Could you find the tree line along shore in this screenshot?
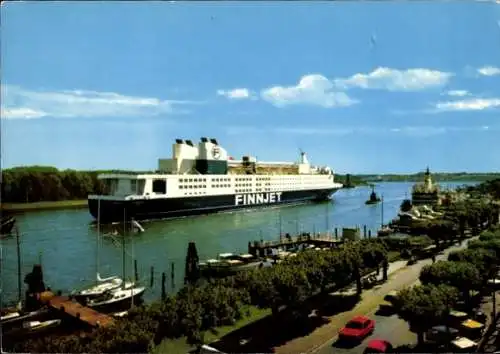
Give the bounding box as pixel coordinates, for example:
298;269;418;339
5;179;500;353
1;166;499;212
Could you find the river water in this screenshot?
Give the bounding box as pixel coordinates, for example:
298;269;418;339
0;182;470;304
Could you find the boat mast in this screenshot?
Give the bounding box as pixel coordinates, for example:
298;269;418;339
279;210;283;237
16;225;22;303
325;202;330;236
96;199;100;285
130;218;134;309
122;207;126;290
381;194;384;228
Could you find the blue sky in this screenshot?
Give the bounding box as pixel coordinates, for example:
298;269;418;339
1;1;500;174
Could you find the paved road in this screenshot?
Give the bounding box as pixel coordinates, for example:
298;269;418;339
316;308;416;354
306;239;476;354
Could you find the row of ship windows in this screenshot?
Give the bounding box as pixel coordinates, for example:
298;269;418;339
180;185;305;195
183;191;207;196
179;184;236;189
179;185;206;189
236;188;271;192
179;178;206;183
178;178;232;183
177;177;327;184
178;182;329;190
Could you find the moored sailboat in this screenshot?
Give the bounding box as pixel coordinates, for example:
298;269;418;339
86;208;145;313
72;200;130;302
86;286;145;313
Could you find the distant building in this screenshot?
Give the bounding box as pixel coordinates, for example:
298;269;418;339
411;167;440;207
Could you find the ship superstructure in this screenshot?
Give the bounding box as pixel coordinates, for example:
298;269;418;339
88;137;343;222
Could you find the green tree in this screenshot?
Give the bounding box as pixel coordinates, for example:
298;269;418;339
419;261;481;309
395;284;459;345
448;248;497;282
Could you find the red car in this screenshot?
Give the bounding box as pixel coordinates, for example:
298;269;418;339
364;339;393;353
339;315;375;341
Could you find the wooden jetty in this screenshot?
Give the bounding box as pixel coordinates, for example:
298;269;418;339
38;291;114;328
248;232;344;256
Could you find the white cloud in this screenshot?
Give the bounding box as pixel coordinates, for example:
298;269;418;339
446;90;469;97
217;88;254;100
334;67;453;91
260;74;357;108
435;98;500;112
477;66;500;76
1;107;47;119
226;125;498;137
275;127;356;136
0;85;195;119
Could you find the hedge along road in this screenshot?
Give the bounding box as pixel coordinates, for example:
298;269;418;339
272;238;477;354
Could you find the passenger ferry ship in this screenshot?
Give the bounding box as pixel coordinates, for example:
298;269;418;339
88;137;343;222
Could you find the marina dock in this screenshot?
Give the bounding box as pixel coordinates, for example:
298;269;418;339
248;232;345;256
40;292;114;328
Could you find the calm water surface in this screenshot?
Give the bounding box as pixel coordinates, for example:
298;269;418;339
0;182;472;303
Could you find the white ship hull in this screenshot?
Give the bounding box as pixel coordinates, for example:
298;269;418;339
90;187;339;222
88;137;343;222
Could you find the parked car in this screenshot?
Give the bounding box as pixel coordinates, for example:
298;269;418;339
450;337;478;353
339;315;375;341
363;339;393;353
425;325;459;345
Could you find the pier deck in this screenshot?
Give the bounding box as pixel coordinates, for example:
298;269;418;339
41;292;114;328
248;232;344;254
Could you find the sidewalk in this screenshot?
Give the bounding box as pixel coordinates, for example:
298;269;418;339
274;239;476;354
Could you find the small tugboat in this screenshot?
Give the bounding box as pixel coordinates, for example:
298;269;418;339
365;185;381;205
0;215;16;235
199;253;268;277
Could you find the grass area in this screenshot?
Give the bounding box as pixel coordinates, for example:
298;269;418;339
152;305;272;354
1;200;88;212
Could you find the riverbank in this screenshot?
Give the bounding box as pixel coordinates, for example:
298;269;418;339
1;200;88;212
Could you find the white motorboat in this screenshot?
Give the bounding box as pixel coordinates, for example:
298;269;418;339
1;311;21;321
199;253;271;277
6;319;62;338
111;310;129;318
22;319;61;332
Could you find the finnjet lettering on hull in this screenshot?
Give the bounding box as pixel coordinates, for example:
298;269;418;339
235;192;283;206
